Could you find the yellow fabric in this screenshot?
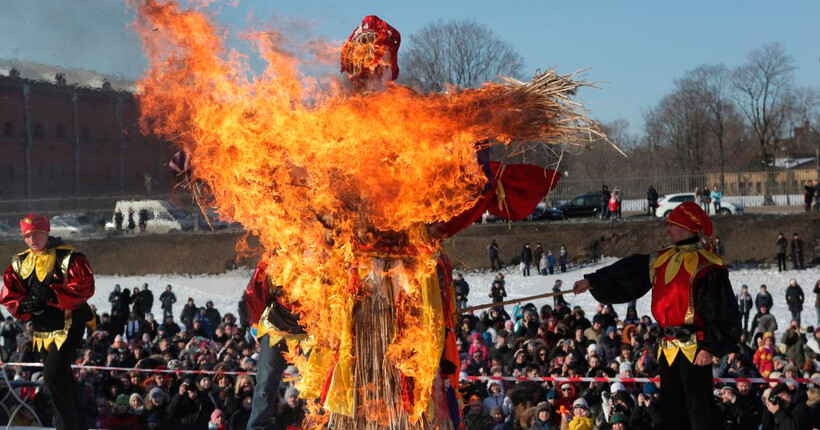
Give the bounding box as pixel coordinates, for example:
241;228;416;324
568;416;594;430
33;310;73;352
495;165;508;215
13;245;74;282
658;333;699;365
296;346;336;399
653;244;705;286
321;293;355;416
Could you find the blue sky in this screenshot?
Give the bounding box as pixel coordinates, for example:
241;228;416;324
1;0;817;133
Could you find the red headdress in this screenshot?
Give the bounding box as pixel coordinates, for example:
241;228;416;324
20;213;50;236
666;201;713;239
340;15;401;82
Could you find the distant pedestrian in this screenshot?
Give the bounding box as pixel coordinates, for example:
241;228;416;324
547;251;556;275
737;285;753;333
114;209;124;232
601;184;611;220
755;285;773;314
159;285;177;321
533;243;544;272
454;274;469;311
646;185;659;216
520;243;533;276
701;185;711;215
138;209;149;233
713;237;725;258
539;253;549;275
137;283;154;318
776;233;788;272
127;207;136;233
791;233;805;270
489;280;507;307
559;245;568;273
488;239;502;270
805;180;817;213
710;183;723;214
786;279;805;325
608;188;622;221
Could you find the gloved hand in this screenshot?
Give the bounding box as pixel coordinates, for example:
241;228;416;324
20;297;45;314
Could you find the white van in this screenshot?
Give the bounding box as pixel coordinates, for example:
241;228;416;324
105;200;194;234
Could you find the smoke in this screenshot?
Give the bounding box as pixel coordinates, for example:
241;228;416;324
0;0;145;79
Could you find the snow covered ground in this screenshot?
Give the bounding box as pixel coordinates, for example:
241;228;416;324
91;259;819;331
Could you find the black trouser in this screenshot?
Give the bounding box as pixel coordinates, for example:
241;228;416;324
742;310;750;332
658;350;717;430
42;319;87;430
777;254;787;272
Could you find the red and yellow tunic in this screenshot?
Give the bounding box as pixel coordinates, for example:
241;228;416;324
650;242;724;364
1;243;95;351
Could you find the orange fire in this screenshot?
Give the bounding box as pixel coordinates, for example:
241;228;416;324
132;0;601;425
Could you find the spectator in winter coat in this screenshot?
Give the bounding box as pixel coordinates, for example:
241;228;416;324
791;233;805;270
776;233;788;272
710;184;723;213
490;280;507;306
181;298;198;329
737;285;754;332
755;285;774;314
713;236;725;258
168;378;213;430
765;383;812;429
753;332;776;377
785;279;805;325
107;394;140;430
488;239;502;270
454;273;470;310
529;403;553;430
630;383;661;430
539;254;550;276
601;185;611;220
137;283;154;318
484;380;507;416
204;301;221;331
521;243;534;276
645;185;659;216
159;285;177;321
608;190;621;221
600;327;621;364
209;409;227;430
781;321;807;369
547;251;557;275
228;395;252;430
563;397;593;430
559;246;568;273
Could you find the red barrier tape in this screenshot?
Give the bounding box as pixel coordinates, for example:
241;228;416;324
3;362;817;386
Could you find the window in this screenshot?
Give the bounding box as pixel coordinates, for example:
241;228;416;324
669;195;686;203
571;197;585;206
3;121;12;137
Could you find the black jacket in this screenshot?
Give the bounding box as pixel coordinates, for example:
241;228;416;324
159;291;177;309
755;293;774;313
785;285;805;313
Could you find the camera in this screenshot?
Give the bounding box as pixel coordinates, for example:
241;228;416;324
768;395;779;405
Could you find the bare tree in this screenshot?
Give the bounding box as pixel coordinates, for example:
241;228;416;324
400;19;525;92
732;43;795;167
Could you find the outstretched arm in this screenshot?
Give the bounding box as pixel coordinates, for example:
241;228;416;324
573;254;652;304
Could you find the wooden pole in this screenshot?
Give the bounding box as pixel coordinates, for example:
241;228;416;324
460;289;574;314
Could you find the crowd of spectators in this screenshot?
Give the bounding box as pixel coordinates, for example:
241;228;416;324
456;274;820;430
0;284;304;430
1;273;820;430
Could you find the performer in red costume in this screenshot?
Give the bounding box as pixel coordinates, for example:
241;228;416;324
1;213;95;430
573;202;741;430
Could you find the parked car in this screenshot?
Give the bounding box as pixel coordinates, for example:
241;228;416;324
105;200;194;233
656;193;743;218
556;192;603;218
50;213;97;236
481;202;565;223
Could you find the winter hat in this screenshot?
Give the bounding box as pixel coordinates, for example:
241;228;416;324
643;383;659;395
619;361;633;373
149;387;164;400
147;414;160;424
606;326;616;335
783;364;799;375
587;343;598;353
116;393;130;407
130;393;143;404
610;381;625;393
572;397;589;410
210;409;224;421
610;412;627;423
546;390;558;400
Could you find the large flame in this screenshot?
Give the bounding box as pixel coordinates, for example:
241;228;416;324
132;0;602;424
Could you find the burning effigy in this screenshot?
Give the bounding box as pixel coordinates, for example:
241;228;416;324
132;1;604;429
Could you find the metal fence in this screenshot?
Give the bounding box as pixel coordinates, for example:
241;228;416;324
546;166;818;212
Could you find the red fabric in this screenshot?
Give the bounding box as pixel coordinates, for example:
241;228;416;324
242;260;273;327
437;162;562;238
341;15;401;81
51;254;95;311
667;201;713;237
106;413;140;430
20;213;49;236
651;253;725;328
1;265;28;320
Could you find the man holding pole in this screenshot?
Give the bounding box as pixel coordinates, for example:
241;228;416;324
572;201;741;430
